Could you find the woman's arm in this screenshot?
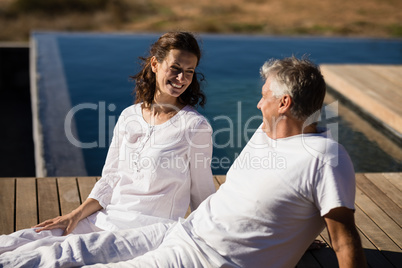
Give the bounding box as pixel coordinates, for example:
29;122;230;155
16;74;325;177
34;110;129;235
188;119;216;211
87;111;127;208
33;198;102;235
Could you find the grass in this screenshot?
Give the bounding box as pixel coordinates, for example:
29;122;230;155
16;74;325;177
388;24;402;37
0;0;401;41
8;0;108;13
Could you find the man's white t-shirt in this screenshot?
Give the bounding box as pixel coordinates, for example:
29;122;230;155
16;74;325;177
183;126;356;268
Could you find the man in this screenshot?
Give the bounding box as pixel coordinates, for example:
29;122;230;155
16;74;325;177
0;56;366;268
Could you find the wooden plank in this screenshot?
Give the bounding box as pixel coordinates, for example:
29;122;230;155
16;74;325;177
57;177;81;216
317;206;393;268
324;92;402;163
353;65;402;102
382;173;402;191
321;65;402;134
365;173;402;208
366;65;402;89
212;176;220;191
0;178;15;235
77;177;97;204
305;230;338;267
363;249;396;268
184;206;192;218
355;186;402;248
355;203;400;252
296;251;322;267
322;66;380;101
355;205;399;267
358;230;394;268
316;234;328;245
1;172;401;268
310;248;339;268
325;65;402;109
319;229;331;246
214;175;226;185
15;178;37;230
314;174;402;268
356;174;402;227
37;177;60;223
380;251;402;268
322;209;394;268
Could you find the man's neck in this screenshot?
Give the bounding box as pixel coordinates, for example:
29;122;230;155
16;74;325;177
264;117;317;140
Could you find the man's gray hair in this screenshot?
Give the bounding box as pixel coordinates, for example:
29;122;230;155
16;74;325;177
260;56;326;122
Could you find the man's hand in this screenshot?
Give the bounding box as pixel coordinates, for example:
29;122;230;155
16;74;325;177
324;207;367;268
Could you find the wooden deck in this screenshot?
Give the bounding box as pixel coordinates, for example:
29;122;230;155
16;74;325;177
320;64;402;138
0;173;401;267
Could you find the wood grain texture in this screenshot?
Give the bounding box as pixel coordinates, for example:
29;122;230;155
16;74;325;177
15;178;37;230
0;178;15;235
2;173;401;267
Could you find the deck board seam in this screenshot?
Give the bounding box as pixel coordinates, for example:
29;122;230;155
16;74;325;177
75;177;83;204
55;177;62;217
356;185;402;229
13;178;16;234
354;202;402;251
356;175;402;228
35;178;39;225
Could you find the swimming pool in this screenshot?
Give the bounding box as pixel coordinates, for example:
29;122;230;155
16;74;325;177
31;32;402;176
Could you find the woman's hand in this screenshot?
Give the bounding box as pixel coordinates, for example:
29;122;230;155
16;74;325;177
33;210;81;236
32;198;102;236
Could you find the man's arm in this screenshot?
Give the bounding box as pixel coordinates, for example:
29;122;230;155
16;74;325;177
324;207;367;268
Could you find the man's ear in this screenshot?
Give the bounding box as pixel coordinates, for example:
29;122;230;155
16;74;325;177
150;56;158;73
278;95;292;113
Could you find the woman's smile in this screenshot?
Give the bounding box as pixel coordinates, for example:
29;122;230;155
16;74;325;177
152;49;198;102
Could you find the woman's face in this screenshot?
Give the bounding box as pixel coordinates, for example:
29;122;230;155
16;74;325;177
151;49;198;101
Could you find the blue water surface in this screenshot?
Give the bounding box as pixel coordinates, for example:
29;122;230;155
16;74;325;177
53;33;402;175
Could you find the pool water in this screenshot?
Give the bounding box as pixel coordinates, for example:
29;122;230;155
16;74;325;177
33;32;402;176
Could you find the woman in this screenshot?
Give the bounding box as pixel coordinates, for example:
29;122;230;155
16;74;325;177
0;31;215;254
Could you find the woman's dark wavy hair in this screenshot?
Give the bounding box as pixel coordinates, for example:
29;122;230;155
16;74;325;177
131;31;206;108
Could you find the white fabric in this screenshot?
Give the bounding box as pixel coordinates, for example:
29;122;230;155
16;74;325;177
0;222;173;268
0;222;211;268
0;126;356;268
88;103;215;231
182;125;356;268
0;103;215;257
84;223;212;268
0;218;102;255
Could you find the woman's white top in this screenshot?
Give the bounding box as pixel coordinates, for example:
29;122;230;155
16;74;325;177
87;103;215;231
